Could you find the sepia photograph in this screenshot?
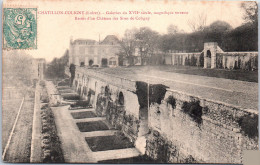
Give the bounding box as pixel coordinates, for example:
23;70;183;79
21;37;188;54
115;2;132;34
1;0;259;164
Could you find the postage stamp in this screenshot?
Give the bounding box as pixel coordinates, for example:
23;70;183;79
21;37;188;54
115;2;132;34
3;8;37;49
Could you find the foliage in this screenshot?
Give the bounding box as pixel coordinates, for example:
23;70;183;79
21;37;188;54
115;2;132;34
45;50;69;79
167;24;179;34
158;19;257;52
241;1;258;25
117;28;138;65
135;27;160;64
118;5;258;65
166;95;176;109
222;23;257;51
238;114;258;138
118;27;159;65
181;100;203;126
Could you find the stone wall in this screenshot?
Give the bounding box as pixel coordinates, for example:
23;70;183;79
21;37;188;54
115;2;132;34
146;89;258;164
166;42;258;70
217;52;258;70
69;67;258;163
170;53;203;67
72;67;141;143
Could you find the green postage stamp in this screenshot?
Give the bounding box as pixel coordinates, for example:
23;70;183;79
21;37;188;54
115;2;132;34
3;8;37;49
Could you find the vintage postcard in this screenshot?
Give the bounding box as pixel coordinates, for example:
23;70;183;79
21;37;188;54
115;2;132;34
1;0;259;164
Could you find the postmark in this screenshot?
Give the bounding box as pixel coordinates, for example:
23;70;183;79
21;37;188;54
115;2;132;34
3;8;37;49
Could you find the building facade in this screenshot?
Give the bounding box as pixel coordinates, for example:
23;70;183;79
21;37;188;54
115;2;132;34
69;35;121;67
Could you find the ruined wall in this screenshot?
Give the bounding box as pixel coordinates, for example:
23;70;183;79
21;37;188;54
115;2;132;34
146;89;258;164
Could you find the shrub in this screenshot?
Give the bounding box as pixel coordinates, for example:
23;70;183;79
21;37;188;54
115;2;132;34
181;100;203;125
238;114;258;138
166;95;176;109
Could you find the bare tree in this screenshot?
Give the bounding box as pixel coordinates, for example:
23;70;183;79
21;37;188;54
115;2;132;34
188;12;207;32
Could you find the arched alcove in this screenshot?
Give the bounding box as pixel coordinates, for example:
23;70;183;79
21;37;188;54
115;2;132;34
207;50;211;58
89;60;93;66
118;92;124;106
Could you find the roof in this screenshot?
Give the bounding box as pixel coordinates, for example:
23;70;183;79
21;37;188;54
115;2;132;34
101;35;120;45
72;39;98;45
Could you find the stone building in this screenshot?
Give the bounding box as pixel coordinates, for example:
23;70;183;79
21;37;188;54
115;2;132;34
69;35;121;67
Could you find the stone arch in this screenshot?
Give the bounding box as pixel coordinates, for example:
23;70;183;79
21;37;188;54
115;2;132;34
204;49;212;68
80;62;85;67
203;42;219;69
89;59;93;66
207;50;211;58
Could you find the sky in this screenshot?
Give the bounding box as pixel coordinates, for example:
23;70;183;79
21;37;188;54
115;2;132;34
3;0;246;62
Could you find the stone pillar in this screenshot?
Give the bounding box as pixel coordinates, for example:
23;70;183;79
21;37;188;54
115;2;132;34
75;56;80;66
211;45;217;69
85;57;89;66
222;55;226;68
203;51;207;68
172;54;175;65
94;57;98;65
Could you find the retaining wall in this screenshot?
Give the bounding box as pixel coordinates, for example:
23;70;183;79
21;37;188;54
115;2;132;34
146;89;258;164
68;66;258;163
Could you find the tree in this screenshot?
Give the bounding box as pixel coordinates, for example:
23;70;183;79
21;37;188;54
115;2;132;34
118;28;138;65
241;1;258;25
188;12;207;32
167;24;179;34
135;27;159;64
223;23;258;51
203;21;232;48
45;49;69;79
